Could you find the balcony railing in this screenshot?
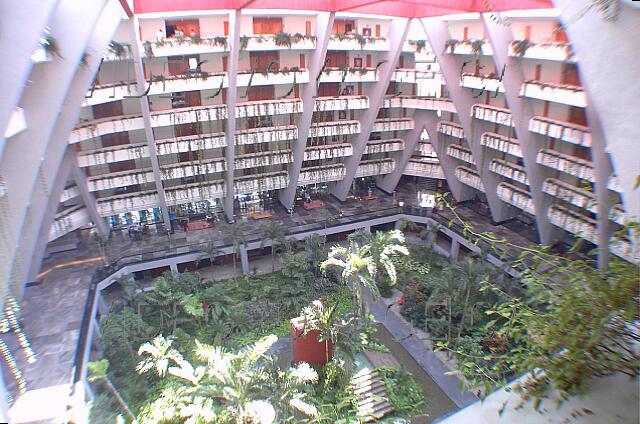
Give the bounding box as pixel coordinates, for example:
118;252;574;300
490;159;530;185
299;164;346;184
328;34;389;51
471;104;513;127
236;98;303;118
242;34;316;51
97;190;159;216
609;204;628;226
318;67;378;83
447;144;476;165
234;171;289;194
536;149;595;182
156;133;227;156
528;116;591;147
237;69;310;87
520;80;586;107
234;151;293;169
417;142;438;157
160;159;226;181
315;96;369;111
509;40;574;62
608;175;622;193
438;121;465;139
448;39;493;55
547;204;597;244
542;178;595;209
610;239;639;264
165;180;225;206
391;69;435;83
304;144;353;161
143;36;229;57
383;96;457;113
461;73;504;93
355;159;395;177
235;125;298;145
309;120;360;138
455;166;485;192
481;132;523;157
404;160;445;178
364;139;404;154
372;118;414;132
497;182;535;214
88;168;155;192
60;186;80;203
49;206;89;241
77;143;149;167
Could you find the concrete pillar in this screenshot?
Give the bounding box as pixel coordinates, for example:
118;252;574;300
97;293;109;317
240;246;249;274
279;12;335;210
332;18;411;200
72;164;110;239
130;18;172;232
451;238;460;260
169;263;179;274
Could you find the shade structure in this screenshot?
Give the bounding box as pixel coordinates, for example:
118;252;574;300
134;0;554;17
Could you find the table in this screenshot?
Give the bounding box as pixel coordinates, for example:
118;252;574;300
302;200;325;211
361;195;378;201
251;211;273;220
187;220;210;231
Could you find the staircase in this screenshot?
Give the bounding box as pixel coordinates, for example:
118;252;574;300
351;369;394;422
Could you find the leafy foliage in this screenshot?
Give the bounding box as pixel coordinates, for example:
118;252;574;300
378;367;425;418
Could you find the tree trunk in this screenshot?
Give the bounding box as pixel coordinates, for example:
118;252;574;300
106;379;138;423
172;302;177;333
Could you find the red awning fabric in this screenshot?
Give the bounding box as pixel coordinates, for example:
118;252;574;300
133;0;553;18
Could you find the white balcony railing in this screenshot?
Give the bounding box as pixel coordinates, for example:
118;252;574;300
299;164;346;184
449;39;493;55
236;98;303;118
318;68;378;83
417;142;438;157
315;96;369;111
160;159;226;181
60;186;80;203
234;151;293;169
383;96;457;113
234;171;289;194
608;204;629;226
143;37;229;57
461;73;504;93
235;125;298;145
471;104;513;127
497;182;535;214
508;41;574;62
157;133;227;156
391;69;435;83
97;190;159;216
608;175;622;193
404;160;445;179
372;118;414;132
528;116;591;147
481;132;523;157
490;159;530;185
328;35;389;51
455;166;485;192
304;144;353;161
446;144;476;165
309;120;360;138
536;149;595;182
438;121;465;139
610;239;639;264
49;206;90;241
542;178;595;210
355;159;395;177
237;69;310;87
364;139;404;154
520;81;586;107
165;180;226;206
547;204;598;244
88;169;155;192
242;34;316;51
78;143;149;167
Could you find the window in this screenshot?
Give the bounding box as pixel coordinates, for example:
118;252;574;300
353;57;363;68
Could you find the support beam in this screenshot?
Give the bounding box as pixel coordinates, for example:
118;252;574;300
131;17;172;232
279;12;335;210
332;18;411;200
421;18;514;224
72;164;110;239
223;11;242;222
240;246;249;275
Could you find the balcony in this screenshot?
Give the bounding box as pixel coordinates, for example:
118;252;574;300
309;120;360;138
236;98;303;118
88;168;155;192
49;206;89;242
490;159;529;185
404;160;445;179
300;164;346;184
142;36;229;57
234;151;293;169
157;133;226;156
446;144;476;165
237;68;310;87
610;239;639;264
448;39;493;56
318;68;377;83
497;182;535;214
542;178;595;209
438;121;465;139
97;190;159;216
355;159;395;177
364;139;404;154
165;180;225;206
60;186;80;203
234;171;289;194
455;166;485;192
391;69;435;84
383;96;456;113
520;81;586;107
78;143;149;167
481;133;523;157
417;142;438;157
471;104;513;127
315;96;369;111
509;40;574;62
461;73;504;94
304;144;353;161
547;205;597;244
372;118;414;132
160;159;226;181
528;116;591;147
242;34;316;51
328;34;389;51
235;125;298;146
608;175;622;193
536;149;595;182
609;204;629;226
82;73;228;107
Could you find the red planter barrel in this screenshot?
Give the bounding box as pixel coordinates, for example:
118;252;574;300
290;317;333;366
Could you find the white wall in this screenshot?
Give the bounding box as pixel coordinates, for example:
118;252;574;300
448;20;484;39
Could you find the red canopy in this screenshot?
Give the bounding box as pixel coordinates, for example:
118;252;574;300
134;0;553;18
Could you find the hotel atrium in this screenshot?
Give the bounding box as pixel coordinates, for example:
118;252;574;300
0;0;638;422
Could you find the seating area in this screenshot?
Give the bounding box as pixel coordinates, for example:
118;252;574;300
302;199;325;211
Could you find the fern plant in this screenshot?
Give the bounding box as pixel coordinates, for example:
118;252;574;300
274;31;292;48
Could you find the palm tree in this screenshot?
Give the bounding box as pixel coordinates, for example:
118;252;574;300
223;223;247;276
365;230;410;296
260;221;287;271
88;359;138;423
320;208;336;232
304;234;326;275
198;241;220;277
